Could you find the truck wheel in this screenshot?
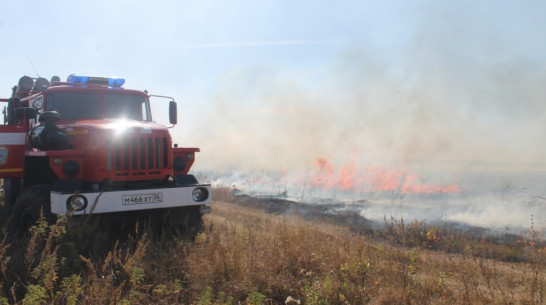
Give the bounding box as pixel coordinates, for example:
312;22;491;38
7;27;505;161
3;178;21;212
171;205;203;239
13;184;55;234
185;208;204;238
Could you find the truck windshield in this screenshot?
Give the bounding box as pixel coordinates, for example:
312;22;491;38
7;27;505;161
104;94;151;121
46;93;101;119
45;92;151;121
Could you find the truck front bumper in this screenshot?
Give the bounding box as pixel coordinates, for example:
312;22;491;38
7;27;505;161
50;184;212;215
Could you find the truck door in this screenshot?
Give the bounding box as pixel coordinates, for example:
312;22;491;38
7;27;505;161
0;125;27;178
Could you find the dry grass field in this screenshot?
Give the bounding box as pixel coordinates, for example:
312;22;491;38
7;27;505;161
0;188;543;304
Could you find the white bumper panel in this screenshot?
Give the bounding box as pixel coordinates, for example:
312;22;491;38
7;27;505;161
50;185;211;215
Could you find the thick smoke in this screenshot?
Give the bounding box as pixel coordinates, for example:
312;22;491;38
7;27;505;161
188;49;546;173
179;3;546;232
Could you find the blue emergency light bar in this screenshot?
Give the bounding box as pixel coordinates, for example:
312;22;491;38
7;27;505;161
68;75;125;87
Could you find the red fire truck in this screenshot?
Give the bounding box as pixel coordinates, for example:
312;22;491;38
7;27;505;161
0;75;211;233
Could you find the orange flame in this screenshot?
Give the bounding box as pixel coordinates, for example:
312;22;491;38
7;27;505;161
310;157;458;194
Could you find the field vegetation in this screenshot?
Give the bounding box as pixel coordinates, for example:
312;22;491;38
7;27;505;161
0;187;543;304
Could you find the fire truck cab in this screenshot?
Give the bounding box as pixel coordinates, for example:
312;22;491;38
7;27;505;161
0;75;211;233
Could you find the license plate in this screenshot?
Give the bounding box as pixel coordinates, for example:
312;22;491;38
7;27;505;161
122;193;163;205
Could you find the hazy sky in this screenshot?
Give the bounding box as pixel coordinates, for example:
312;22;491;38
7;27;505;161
1;0;546;172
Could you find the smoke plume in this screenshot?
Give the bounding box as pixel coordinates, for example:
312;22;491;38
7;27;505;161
178;3;546;232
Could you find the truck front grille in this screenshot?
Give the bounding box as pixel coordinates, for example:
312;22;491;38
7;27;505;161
106;136;169;175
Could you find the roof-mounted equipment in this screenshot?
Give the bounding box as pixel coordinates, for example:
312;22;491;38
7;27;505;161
67;75;125;87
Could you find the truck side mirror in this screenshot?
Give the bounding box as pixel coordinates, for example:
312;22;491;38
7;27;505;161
169;101;177;125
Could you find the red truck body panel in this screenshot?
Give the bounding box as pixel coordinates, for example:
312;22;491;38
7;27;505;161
0;125;26;178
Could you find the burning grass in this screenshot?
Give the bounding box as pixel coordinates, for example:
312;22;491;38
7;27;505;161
309;157;459;194
0;187;542;304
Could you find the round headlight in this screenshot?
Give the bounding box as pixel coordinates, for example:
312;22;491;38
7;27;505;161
67;195;88;211
192;187;209;202
186;153;194;160
33;97;43;109
62;160;80;177
173;156;186;172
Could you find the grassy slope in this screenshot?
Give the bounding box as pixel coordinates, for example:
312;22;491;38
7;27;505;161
191;199;544;305
0;188;543;304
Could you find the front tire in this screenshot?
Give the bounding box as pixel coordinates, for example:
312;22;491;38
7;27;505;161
183;206;204;237
3;178;21;212
13;184;55;233
168;205;204;239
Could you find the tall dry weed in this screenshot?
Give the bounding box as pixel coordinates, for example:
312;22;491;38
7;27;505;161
0;189;542;304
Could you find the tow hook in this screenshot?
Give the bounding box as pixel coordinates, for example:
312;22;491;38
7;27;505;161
200;205;211;214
